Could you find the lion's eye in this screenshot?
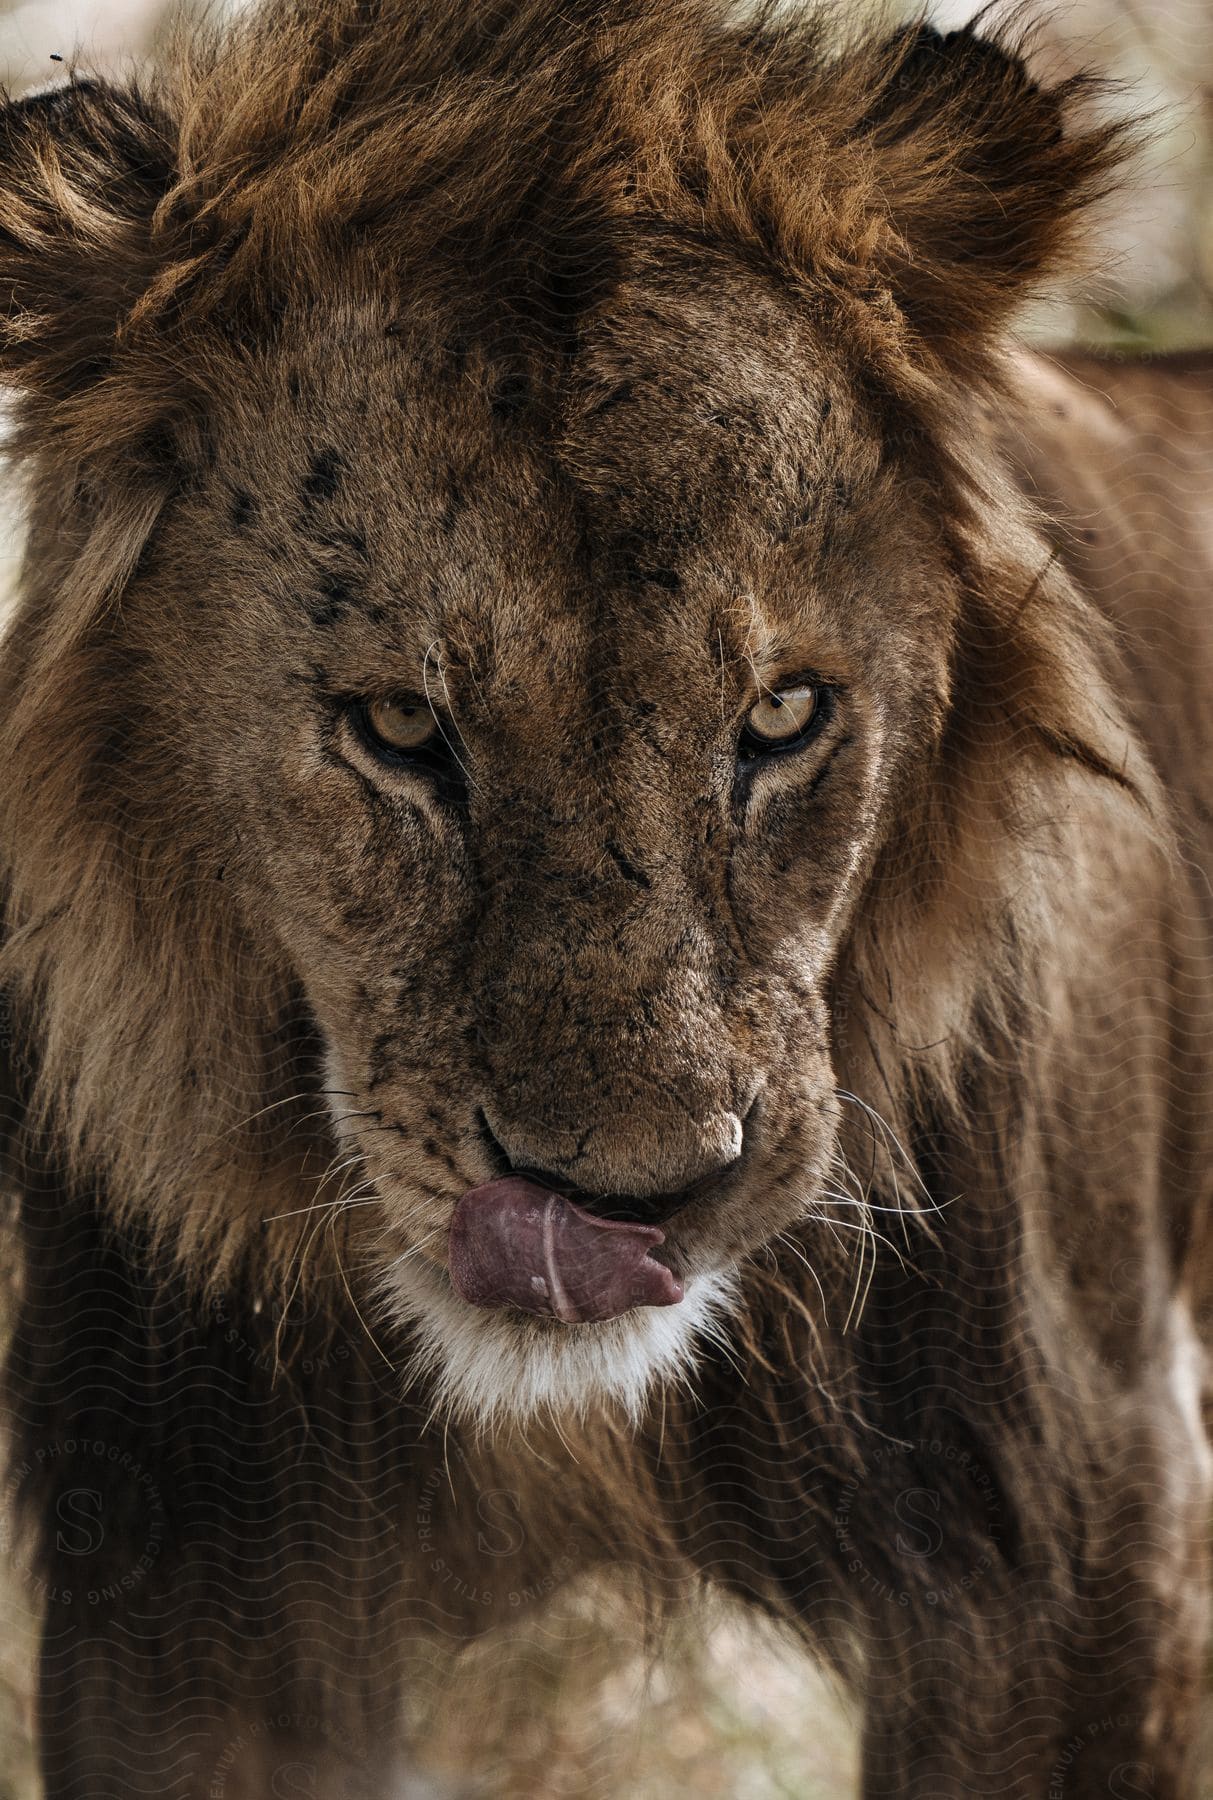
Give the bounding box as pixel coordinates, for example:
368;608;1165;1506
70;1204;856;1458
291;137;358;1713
358;696;441;757
740;684;823;755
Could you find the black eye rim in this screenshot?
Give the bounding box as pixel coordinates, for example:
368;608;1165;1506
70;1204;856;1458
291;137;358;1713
737;682;835;760
345;696;452;771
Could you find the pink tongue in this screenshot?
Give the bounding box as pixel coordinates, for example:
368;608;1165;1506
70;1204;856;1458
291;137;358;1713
448;1177;684;1324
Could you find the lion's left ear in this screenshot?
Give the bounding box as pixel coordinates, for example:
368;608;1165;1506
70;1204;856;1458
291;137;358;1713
0;77;176;406
860;24;1129;352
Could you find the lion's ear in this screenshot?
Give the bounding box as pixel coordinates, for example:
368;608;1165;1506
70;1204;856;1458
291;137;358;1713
861;24;1128;352
0;78;176;404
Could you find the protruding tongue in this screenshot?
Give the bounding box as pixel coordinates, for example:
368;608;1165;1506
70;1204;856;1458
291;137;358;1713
449;1177;684;1324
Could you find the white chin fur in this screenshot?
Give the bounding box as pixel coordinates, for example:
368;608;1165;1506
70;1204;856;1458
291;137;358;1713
378;1257;740;1430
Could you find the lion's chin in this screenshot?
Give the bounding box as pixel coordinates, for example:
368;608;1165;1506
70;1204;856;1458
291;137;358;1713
377;1257;739;1430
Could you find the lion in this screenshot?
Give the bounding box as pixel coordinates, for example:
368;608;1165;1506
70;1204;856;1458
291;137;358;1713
0;1;1210;1795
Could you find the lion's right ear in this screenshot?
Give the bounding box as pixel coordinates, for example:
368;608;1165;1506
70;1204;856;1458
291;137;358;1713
852;23;1131;357
0;78;176;405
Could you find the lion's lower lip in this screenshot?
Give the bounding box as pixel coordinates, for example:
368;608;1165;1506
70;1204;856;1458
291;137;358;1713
448;1177;685;1323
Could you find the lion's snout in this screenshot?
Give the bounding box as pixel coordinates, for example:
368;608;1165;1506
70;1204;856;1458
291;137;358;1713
472;935;762;1214
477;1100;747;1223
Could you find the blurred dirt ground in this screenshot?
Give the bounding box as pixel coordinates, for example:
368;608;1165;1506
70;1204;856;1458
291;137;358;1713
0;1554;860;1798
2;1549;1211;1797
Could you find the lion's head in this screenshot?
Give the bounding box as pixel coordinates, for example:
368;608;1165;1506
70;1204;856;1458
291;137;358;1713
0;1;1145;1424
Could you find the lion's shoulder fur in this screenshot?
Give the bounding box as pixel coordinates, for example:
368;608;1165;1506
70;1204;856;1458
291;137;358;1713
1008;349;1213;838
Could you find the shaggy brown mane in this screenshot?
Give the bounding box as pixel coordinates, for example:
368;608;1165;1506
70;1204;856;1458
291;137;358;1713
0;0;1147;1268
1;4;1209;1796
2;3;1131;436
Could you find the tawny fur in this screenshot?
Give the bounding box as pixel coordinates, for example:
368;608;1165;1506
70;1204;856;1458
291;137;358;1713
0;3;1210;1797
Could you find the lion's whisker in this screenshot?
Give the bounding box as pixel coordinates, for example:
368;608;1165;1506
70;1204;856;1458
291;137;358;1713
422;637;478;791
326;1207;397;1370
264;1195;382;1222
834;1088;933;1202
771;1229;829;1317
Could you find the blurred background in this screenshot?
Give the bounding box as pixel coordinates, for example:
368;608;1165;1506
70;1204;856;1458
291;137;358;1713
0;1;1210;1795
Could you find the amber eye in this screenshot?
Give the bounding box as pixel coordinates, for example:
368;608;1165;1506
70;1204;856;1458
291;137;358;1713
740;684;823;754
356;696;441;757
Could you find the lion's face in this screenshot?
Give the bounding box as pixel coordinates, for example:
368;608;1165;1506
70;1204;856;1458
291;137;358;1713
119;261;962;1420
0;4;1131;1430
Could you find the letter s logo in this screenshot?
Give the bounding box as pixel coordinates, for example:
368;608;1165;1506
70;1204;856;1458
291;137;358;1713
476;1489;525;1559
894;1487;943;1559
1109;1763;1154;1799
56;1488;104;1557
271;1762;317;1797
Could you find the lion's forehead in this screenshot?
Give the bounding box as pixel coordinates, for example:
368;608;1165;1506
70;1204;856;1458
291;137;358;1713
556;268;860;536
200;280;892;707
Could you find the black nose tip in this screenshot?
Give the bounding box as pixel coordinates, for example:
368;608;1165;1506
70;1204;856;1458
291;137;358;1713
475;1111;744;1226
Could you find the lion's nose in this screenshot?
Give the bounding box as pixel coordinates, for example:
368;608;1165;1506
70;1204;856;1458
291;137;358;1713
477;1106;747;1225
